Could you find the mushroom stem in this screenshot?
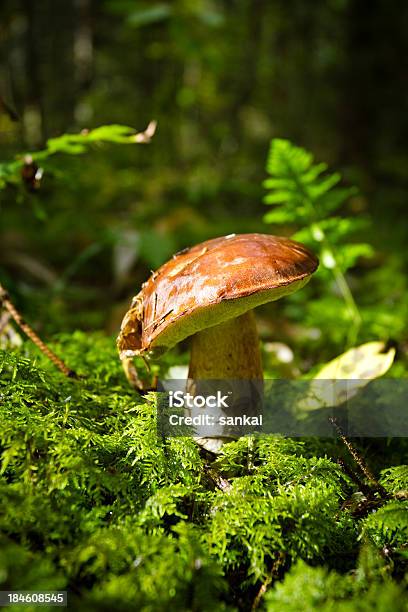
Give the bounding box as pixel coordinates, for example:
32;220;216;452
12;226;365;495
187;311;263;453
188;311;263;380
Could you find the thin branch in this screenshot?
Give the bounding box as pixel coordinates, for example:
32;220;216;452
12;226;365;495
0;284;76;378
329;417;386;495
336;458;372;496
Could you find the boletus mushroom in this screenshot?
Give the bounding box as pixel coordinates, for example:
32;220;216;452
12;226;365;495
117;233;318;451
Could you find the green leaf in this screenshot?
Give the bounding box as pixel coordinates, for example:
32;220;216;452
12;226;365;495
87;124;140;143
263;191;298;205
126;4;172;27
315;186;358;214
139;229;177;269
302;162;328;183
263;208;301;224
306;172;341;199
262;177;294;190
0;123;155;191
264;139;358;225
336;243;375;271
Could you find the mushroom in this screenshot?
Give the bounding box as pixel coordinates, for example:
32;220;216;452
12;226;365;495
117;233;318;451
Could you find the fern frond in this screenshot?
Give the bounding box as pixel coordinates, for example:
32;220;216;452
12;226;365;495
263;139;357;224
380;465;408;493
262;138;370;344
362;501;408;548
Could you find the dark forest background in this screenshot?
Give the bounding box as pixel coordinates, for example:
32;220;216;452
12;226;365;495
1;4;408;609
0;0;407;347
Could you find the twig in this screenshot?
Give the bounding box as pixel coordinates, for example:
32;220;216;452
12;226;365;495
329;417;386;495
0;284;76;378
336;458;372;496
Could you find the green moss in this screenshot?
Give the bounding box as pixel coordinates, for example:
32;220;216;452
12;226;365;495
265;545;408;611
0;333;407;610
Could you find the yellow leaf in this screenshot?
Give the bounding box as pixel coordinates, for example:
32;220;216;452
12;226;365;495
298;342;395;411
316;342;395;380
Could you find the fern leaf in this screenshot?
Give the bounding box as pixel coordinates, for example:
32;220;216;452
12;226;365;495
263;139;354;221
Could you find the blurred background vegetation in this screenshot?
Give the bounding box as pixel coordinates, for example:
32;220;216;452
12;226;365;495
0;0;407;369
0;4;407;608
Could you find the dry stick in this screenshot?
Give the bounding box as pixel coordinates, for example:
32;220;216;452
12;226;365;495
336;458;372;497
329;417;386;494
0;284;76;378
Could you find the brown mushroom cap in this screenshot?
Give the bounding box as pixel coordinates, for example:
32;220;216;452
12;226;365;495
118;233;318;359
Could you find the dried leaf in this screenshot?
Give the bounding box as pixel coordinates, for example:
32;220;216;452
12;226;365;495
316;342;395;380
298;342;395;411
